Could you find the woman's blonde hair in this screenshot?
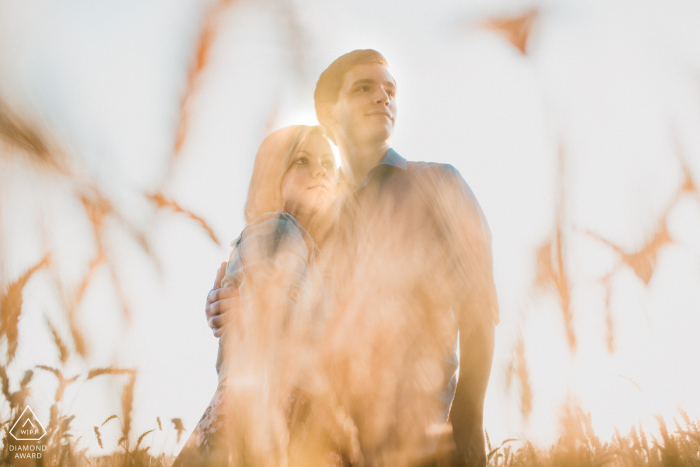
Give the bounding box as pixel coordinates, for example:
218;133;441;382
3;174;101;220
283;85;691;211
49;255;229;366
244;125;330;224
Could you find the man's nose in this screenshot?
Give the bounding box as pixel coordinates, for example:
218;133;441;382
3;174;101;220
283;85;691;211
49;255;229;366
373;89;391;106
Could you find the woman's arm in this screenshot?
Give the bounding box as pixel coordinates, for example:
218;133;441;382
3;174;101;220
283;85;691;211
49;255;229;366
220;212;313;376
219;213;315;465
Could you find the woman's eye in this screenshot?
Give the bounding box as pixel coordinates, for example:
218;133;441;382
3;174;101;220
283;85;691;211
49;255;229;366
323;160;334;169
296;157;308;165
356;86;370;92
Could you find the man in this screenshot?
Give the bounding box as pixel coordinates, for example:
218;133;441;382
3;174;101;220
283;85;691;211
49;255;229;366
206;50;499;467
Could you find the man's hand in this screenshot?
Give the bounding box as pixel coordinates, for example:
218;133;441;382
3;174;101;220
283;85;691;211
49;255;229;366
430;421;485;467
205;261;241;337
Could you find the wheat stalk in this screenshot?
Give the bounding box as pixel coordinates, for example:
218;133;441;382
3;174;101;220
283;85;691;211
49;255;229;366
0;100;69;173
121;372;137;452
0;254;51;363
481;8;538;55
87;367;136;380
145;192;221;246
46;315;70;365
171;418;185;444
135;429;155;450
101;414;119;427
93;426;103;449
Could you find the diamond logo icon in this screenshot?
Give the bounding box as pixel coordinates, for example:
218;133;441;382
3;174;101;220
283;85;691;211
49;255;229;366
10;406;46;441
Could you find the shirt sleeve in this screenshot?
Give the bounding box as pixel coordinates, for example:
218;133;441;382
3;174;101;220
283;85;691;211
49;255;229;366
216;213;314;379
423;164;499;326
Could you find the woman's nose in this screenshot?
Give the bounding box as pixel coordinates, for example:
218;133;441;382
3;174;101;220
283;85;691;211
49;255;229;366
311;162;327;178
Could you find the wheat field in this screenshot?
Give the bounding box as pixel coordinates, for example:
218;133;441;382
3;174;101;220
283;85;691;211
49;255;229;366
1;1;700;466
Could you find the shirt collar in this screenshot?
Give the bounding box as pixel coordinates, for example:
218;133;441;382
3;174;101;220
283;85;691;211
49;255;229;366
338;148;407;191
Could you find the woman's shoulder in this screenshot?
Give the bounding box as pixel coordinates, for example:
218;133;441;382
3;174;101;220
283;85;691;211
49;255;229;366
243;212;308;243
236;212;313;261
246;211;303;231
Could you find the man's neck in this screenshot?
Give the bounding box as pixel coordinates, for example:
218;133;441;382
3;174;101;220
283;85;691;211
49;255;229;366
338;139;389;187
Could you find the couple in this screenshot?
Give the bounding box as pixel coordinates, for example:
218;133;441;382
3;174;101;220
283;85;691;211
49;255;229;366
175;49;499;467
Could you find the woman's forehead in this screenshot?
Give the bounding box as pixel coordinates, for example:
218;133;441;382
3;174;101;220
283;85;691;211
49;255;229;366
299;134;334;157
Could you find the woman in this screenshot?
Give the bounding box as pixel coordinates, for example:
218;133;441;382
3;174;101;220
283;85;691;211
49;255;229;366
173;125;354;467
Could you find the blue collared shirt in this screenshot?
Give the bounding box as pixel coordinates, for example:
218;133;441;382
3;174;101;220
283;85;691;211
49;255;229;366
332;147;499;458
341;147;460;423
338;147;408;191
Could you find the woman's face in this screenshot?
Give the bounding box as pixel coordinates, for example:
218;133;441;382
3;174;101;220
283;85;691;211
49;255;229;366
281;133;337;220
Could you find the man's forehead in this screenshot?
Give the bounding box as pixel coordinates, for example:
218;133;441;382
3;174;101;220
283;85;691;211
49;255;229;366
341;63;396;89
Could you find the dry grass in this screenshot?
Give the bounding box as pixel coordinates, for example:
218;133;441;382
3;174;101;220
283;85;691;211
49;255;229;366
0;254;51;363
1;3;699;466
145;192;221;247
505;335;534;422
0;4;292;463
533;144;576;356
481;8;538;55
486;407;700;467
0;319;181;466
165;0;237;182
0;100;69;173
0;363;696;467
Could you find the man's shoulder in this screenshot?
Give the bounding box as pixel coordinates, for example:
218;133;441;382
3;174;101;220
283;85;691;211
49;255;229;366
406;160;461;176
406;160;447;170
404;160;468;188
399;159;483;211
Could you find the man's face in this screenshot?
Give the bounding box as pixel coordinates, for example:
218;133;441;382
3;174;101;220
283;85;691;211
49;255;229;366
329;62;397;147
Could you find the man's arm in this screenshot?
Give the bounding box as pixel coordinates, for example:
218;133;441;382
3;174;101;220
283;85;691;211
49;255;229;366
449;306;495;467
205;261;241;337
426;164;498;467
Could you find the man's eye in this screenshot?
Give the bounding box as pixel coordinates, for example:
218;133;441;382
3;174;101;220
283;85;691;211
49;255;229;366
356;86;370;92
387;90;395;97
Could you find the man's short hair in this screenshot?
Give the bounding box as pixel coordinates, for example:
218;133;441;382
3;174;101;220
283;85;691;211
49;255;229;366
314;49;389;111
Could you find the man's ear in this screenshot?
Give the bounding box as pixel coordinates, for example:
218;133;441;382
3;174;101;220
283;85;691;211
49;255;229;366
316;102;338;144
316;102;336;129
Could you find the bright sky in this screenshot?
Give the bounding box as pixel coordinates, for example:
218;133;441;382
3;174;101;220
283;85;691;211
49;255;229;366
1;0;699;457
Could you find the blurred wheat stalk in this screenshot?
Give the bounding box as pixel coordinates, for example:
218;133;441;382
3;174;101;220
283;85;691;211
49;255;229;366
0;5;221;464
485;404;700;466
0;0;308;463
0;1;697;465
483;9;700;429
0;101;198;465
